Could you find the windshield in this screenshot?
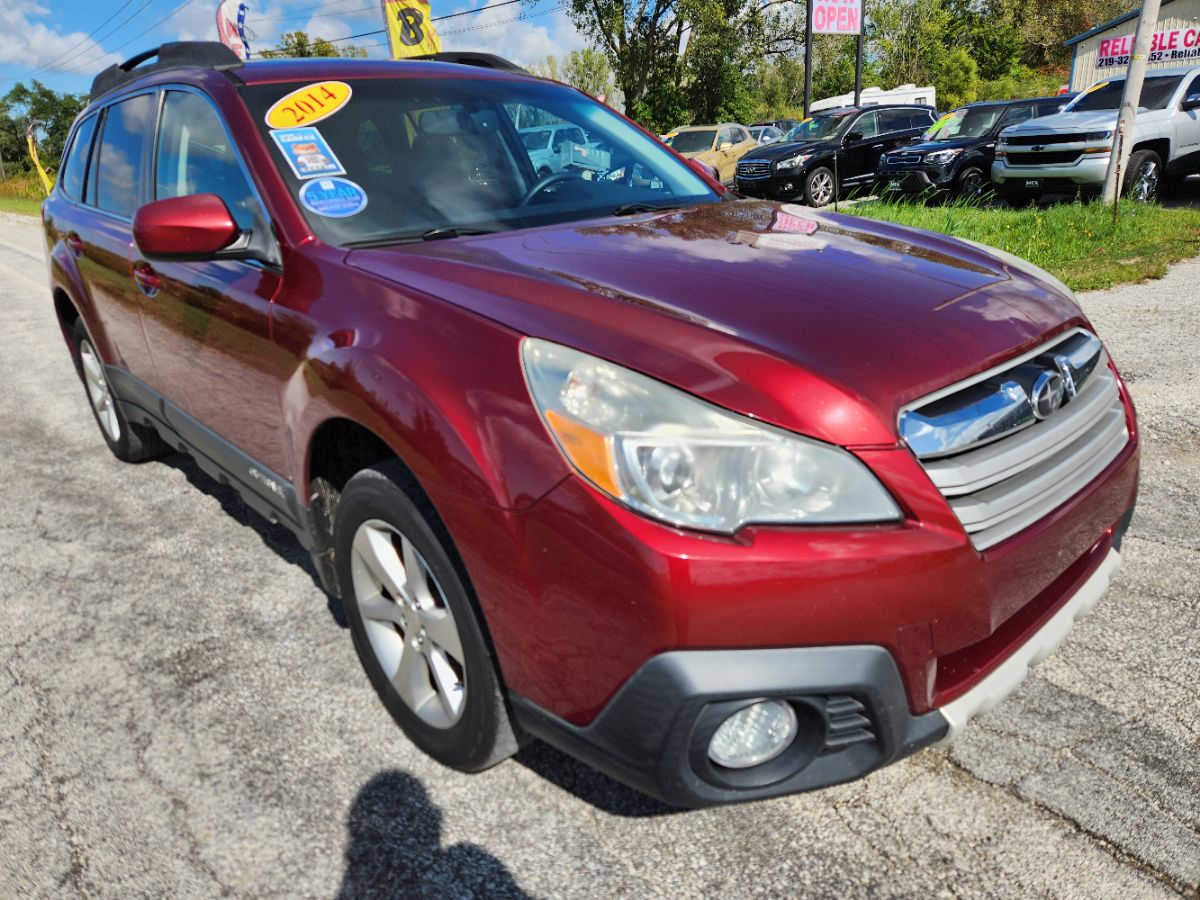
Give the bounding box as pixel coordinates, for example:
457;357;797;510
1065;76;1183;112
784;114;851;143
242;78;716;247
520;129;552;150
923;106;1002;141
666;130;716;153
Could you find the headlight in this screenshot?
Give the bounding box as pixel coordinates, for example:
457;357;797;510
924;148;963;165
776;153;813;171
521;339;902;533
1084;130;1113;141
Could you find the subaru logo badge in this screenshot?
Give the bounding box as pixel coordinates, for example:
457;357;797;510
1031;370;1066;419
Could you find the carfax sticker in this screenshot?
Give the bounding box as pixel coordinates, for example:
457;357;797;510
270;126;345;179
299;177;368;218
265;81;352;129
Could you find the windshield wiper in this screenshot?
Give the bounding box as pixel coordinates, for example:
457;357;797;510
344;226;504;249
611;202;684;216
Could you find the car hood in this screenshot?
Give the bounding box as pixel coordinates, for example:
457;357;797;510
740;138;836;161
1004;109;1117;135
346;200;1087;445
898;135;991;154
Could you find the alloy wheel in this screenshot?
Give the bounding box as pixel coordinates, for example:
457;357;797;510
79;339;121;442
810;171;834;206
349;519;467;729
1130;161;1159;202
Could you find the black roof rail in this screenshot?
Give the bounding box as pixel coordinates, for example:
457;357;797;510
410;52;528;73
91;42;243;100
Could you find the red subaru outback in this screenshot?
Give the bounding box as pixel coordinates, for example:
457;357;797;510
43;43;1138;807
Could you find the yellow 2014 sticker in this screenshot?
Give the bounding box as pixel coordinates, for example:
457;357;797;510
265;81;353;129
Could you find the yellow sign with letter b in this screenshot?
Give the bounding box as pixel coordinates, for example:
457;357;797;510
383;0;442;59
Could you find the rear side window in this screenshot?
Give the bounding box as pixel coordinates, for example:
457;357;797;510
59;114;98;202
94;93;154;218
999;105;1035;127
879;109;913;132
911;110;936;128
155;90;259;231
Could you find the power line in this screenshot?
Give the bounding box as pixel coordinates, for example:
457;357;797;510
59;0;202;76
26;0;140;77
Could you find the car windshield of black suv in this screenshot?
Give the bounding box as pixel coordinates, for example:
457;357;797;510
923;106;1002;141
1065;75;1183;112
241;77;717;247
783;113;852;143
666;129;717;152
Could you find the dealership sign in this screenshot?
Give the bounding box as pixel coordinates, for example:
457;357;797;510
1097;27;1200;68
812;0;861;35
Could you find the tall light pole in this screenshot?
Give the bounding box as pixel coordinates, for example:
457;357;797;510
803;0;813;116
1101;0;1162;204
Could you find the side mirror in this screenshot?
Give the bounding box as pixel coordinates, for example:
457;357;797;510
133;194;240;260
846;130;864;143
686;157;720;182
1182;92;1200;111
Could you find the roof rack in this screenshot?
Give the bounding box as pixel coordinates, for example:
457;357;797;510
410;52;528;73
91;42;243;100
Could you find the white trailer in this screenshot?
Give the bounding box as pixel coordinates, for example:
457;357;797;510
812;84;937;111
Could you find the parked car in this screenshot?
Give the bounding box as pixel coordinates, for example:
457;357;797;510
518;123;593;176
751;118;801;133
736;105;938;205
992;66;1200;205
877;96;1074;200
46;42;1138;808
664;123;758;182
748;125;785;146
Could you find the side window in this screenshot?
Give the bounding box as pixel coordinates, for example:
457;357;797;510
1185;73;1200;100
59;114;98;203
879;109;913;133
155;91;259;232
912;110;936;128
853;112;880;139
94;93;155;218
1000;105;1035;128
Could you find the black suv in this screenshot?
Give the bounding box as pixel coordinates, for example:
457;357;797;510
735;105;937;206
876;96;1073;200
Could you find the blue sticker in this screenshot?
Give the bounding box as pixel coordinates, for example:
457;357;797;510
299;177;368;218
271;126;346;179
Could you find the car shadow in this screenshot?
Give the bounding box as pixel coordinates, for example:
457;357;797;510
155;453;348;628
156;454;684;818
338;770;530;899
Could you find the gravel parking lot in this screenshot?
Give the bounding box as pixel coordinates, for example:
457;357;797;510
1;211;1196;898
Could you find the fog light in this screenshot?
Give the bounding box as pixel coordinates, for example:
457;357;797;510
707;700;798;769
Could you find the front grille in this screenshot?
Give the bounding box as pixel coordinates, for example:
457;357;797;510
884;152;924;167
1005;150;1082;166
822;696;875;752
1005;133;1088;146
900;329;1128;551
736;160;772;179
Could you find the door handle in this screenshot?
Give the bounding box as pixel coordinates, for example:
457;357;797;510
872;143;884;149
132;263;161;297
65;233;83;257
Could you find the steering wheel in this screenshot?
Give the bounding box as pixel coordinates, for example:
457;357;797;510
517;168;587;207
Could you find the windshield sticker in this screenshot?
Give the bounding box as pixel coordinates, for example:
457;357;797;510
299;177;368;218
265;81;353;129
271;127;345;179
927;112;955;134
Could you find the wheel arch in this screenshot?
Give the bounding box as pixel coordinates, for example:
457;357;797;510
1130;138;1169;165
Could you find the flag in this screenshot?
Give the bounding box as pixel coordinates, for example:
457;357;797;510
382;0;442;59
216;0;251;60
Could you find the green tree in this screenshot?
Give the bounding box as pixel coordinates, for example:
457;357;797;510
563;48;614;97
1;81;87;175
935;46;979;108
260;31;368;59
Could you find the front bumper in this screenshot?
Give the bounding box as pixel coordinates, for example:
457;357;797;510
876;167;953;195
512;542;1125;807
736;172;805;199
992;153;1110;187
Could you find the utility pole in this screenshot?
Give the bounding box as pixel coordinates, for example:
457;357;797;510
803;0;813;117
1101;0;1162;203
854;0;864;106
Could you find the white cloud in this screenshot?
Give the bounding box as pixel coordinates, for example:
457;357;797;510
438;0;587;68
0;0;120;71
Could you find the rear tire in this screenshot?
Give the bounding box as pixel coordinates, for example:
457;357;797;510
335;461;521;772
1122;149;1161;203
70;319;170;463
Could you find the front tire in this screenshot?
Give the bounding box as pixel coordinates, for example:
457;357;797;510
335;461;520;772
955;165;989;202
1122;149;1161;203
70;319;169;463
803;166;836;207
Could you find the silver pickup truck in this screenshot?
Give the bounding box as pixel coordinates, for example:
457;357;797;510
992;66;1200;204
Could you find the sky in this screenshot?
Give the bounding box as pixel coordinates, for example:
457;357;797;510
0;0;588;95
